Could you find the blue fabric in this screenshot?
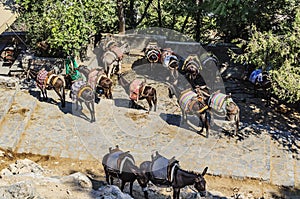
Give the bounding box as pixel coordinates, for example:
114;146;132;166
249;69;262;84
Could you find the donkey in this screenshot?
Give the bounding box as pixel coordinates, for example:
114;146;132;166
118;74;157;113
77;65;113;99
178;89;212;137
139;151;208;199
208;91;240;134
161;54;180;86
102;40;129;79
180;54;204;88
27;67;66;107
102;145;146;197
129;79;157;112
200;52;228;90
142;41;162;70
70;80;95;122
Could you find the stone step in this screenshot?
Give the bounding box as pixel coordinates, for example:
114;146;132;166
0;90;37;151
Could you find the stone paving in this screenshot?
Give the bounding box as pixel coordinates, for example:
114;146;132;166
0;46;299;188
0;80;299;188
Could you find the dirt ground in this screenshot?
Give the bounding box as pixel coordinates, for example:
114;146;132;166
0;152;299;199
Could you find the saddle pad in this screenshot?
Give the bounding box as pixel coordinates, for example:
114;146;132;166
208;92;227;112
178;90;197;112
71;80;86;101
110;46;123;60
129;79;144;101
105;151;124;171
151;156;169;180
36;69;48;89
201;55;218;66
88;69;105;89
249;69;263;84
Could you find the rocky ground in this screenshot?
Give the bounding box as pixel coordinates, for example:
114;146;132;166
0;154;299;199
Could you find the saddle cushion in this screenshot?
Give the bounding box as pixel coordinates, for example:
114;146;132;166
129;79;144;101
105;151;135;174
71;80;87;101
151;156;169;180
36;69;49;89
249;69;263;84
88;69;106;89
208;92;228;112
150;154;179;184
178;90;197;112
110;46;123;60
105;151;124;172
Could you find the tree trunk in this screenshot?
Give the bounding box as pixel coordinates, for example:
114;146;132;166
117;0;125;34
195;0;202;42
181;14;190;33
129;0;136;28
157;0;162;27
136;0;153;26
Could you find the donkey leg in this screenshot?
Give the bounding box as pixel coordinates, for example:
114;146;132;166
173;188;180;199
143;187;149;199
180;109;186;124
129;181;134;196
197;114;205;135
110;176;114;185
146;98;152;113
117;61;122;76
54;87;65;108
120;180;125;192
107;64;113;79
86;102;95;122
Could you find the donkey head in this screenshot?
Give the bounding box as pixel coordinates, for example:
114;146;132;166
194;167;208;197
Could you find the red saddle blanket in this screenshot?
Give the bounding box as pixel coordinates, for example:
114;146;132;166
110;46;123;60
36;69;49;89
129;79;144;101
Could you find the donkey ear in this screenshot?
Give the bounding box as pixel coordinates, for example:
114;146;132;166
202;167;208;176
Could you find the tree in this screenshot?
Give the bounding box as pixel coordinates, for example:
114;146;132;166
230;8;300;103
15;0;118;57
203;0;299;42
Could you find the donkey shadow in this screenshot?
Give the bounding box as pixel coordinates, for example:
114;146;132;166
113;98;148;111
159;112;220;138
28;89;63;107
28;89;93;122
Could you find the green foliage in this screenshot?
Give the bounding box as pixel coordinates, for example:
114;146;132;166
203;0;299;41
230;8;300;103
15;0;118;57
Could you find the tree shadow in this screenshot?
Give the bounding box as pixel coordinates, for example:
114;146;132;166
270;186;300;199
228;77;300;155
